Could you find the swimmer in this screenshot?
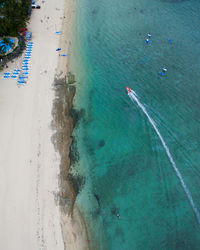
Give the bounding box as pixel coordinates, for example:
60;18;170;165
147;32;152;38
145;38;150;44
116;213;120;219
159;72;165;76
162;66;167;72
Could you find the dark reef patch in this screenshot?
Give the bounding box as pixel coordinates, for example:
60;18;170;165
111;207;120;216
68;172;85;196
51;77;77;213
92;9;98;15
69;107;85;129
91;208;101;219
98;139;105;148
69;137;79;166
94;193;101;208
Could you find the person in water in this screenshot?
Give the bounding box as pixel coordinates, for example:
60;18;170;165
117;213;120;219
162;66;167;72
147;32;152;38
145;38;150;44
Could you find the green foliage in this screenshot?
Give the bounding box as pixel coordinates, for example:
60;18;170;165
0;0;31;36
67;72;76;84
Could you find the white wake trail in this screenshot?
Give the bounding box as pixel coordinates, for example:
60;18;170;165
128;91;200;225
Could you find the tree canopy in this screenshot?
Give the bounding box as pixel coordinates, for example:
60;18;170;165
0;0;31;37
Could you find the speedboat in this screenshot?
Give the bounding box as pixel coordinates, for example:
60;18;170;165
126;86;132;93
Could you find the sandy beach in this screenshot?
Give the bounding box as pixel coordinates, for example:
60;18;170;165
0;0;88;249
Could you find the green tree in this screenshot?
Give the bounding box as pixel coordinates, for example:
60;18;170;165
0;0;31;36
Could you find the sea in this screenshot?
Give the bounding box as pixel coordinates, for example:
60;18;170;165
69;0;200;249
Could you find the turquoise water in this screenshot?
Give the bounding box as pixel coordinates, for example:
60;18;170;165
0;38;14;53
70;0;200;249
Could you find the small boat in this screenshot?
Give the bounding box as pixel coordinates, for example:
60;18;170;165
125;86;132;93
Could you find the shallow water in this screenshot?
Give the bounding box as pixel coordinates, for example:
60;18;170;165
70;0;200;249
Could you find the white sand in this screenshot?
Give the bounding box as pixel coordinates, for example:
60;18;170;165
0;1;88;249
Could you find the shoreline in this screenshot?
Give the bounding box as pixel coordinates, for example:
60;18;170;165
52;0;90;248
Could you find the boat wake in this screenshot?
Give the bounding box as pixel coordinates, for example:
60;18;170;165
128;91;200;225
